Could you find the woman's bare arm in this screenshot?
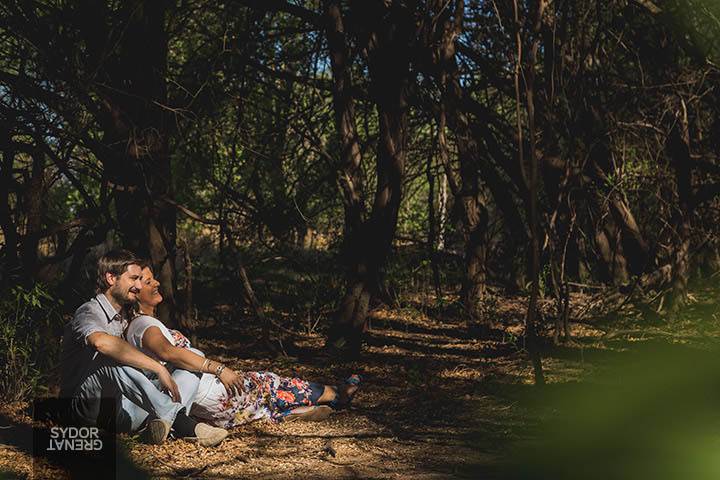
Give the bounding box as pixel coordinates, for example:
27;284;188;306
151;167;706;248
142;326;243;395
142;326;205;369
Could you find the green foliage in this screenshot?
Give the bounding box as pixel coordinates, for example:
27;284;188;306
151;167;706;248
0;284;64;402
502;346;720;480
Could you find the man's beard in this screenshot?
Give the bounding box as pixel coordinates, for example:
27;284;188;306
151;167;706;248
109;285;136;307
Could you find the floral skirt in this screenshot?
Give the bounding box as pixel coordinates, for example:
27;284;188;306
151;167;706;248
190;371;324;428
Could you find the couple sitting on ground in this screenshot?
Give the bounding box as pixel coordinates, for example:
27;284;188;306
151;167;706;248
59;249;360;447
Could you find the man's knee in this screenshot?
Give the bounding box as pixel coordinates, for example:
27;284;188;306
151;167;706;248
90;364;162;403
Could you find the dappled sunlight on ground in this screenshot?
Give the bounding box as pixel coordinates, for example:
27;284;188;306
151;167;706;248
4;286;720;478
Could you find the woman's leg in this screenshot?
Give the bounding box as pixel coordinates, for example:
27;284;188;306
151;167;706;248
282;404;333;422
317;374;361;408
317;386;338;403
252;371;360;421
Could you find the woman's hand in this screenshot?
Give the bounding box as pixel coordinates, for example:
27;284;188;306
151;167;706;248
218;368;243;397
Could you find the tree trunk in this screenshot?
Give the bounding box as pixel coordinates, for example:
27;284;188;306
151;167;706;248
665;99;693;317
238;257;269;346
323;0;364;240
515;0;546;386
427;0;489;322
594;226;630;285
438;169;448;251
79;0;178;326
19;149;44;283
426;130;442;300
583;106;649;286
178;240;197;345
543;152;575;343
326;0;411;354
323;0;367;353
460;190;488;320
0;136;20;287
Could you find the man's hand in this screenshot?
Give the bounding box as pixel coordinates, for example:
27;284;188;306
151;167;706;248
219;368;243;397
157;367;181;403
88;332;180;402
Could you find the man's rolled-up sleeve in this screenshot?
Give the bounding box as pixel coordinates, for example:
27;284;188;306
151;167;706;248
72;304;109;345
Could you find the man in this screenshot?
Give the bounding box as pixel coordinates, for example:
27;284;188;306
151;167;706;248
59;249;228;446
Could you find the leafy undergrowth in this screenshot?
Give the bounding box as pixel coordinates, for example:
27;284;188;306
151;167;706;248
2;286;720;479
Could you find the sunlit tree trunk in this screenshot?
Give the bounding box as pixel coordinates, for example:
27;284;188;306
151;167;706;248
437;170;448;251
426;132;442;300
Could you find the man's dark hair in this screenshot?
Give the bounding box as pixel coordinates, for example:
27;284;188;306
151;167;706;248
96;249;143;292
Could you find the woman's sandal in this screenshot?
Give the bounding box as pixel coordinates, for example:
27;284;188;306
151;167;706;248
329;374;362;410
283;405;334;423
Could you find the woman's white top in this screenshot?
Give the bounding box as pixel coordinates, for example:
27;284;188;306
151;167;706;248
124;315;215;405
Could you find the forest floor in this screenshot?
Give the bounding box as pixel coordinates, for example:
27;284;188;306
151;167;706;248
2;281;720;479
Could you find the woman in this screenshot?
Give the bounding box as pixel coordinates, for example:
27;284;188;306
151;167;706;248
124;264;360;428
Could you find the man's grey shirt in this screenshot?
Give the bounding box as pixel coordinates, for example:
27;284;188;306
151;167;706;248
60;293;128;397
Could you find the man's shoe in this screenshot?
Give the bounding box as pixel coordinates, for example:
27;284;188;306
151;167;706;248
185;423;229;447
140;418;172;444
